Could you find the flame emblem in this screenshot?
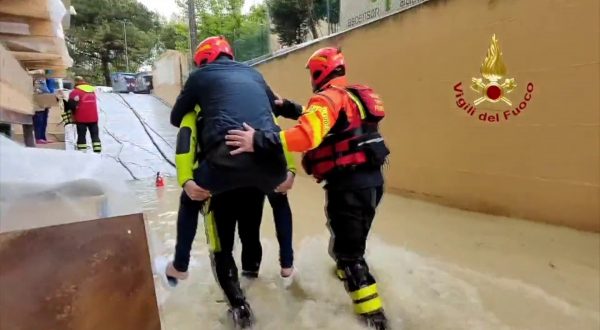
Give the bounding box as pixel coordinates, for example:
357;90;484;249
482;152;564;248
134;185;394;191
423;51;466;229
471;34;517;106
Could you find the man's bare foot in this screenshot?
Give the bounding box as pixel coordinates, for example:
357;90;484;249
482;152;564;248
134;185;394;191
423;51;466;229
166;262;188;281
280;267;295;288
280;267;294;278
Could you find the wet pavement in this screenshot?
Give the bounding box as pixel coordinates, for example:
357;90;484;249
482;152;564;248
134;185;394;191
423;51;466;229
66;91;177;180
133;177;600;330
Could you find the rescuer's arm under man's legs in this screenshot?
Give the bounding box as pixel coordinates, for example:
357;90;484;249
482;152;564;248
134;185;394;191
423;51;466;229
175;111;211;201
170;70;201;127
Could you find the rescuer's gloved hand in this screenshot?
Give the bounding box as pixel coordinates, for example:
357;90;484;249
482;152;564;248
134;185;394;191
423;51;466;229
60;111;74;126
274;98;303;119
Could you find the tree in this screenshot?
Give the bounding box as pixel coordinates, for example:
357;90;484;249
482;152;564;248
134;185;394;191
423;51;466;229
159;21;190;52
267;0;310;46
67;0;162;86
232;5;271;61
314;0;340;33
176;0;270;62
268;0;340;47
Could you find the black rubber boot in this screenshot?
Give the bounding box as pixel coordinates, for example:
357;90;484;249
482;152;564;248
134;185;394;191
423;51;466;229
362;310;388;330
229;301;255;329
333;264;347;281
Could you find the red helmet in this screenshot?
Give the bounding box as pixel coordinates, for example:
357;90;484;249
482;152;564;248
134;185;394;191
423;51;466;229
193;36;234;66
305;47;345;90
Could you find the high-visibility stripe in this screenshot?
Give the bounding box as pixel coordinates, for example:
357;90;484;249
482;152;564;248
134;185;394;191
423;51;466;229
336;269;346;280
205;211;220;252
315;105;331;132
272;115;297;171
346;91;366;120
176;112;197;187
283;148;296;173
280;131;289;152
302;103;332;149
77;144;87;150
350;284;378;301
304;111;322;147
353;296;383;315
202;200;221;252
75;84;95;93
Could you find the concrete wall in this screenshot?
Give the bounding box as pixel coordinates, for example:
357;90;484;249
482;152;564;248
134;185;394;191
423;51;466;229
255;0;600;231
152;50;188;106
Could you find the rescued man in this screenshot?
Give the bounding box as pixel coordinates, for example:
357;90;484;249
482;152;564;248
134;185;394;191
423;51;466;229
165;36;302;328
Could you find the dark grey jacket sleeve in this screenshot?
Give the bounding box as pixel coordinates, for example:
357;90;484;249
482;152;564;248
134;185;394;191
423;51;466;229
253;130;284;156
170;74;198;127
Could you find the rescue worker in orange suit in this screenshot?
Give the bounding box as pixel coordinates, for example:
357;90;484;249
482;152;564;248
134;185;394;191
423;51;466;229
225;47;391;329
67;76;101;153
166;36;302;328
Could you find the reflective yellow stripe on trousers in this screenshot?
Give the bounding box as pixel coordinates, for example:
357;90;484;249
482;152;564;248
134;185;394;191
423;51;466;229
202;199;221;253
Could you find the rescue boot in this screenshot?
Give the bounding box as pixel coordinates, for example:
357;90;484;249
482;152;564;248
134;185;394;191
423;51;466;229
333;265;346;281
228;301;255;329
341;259;386;328
361;310;388;330
218;267;250;311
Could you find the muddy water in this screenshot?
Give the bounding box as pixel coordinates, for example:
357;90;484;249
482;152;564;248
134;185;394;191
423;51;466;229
129;177;599;330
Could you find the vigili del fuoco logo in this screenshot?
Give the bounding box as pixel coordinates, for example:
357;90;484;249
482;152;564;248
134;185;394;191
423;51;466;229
453;34;534;123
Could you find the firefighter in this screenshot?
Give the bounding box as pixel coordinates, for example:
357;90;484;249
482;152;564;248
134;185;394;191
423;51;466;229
68;76;101;153
225;47;391;329
166;36;302;328
166;109;297;282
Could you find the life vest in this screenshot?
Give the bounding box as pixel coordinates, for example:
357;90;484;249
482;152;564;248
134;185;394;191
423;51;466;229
301;84;390;181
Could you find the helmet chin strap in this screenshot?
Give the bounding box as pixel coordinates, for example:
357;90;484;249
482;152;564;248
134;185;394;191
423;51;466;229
314;72;345;92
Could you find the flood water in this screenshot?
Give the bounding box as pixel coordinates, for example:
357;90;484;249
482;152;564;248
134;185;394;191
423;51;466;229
92;92;599;329
129;177;600;330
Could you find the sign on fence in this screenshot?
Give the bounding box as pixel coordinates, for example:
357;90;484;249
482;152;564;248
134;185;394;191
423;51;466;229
340;0;430;30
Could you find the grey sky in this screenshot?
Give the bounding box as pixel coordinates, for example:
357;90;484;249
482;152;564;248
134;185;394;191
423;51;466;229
137;0;264;19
